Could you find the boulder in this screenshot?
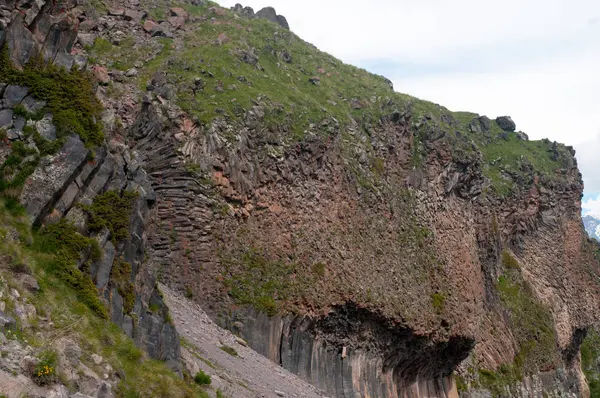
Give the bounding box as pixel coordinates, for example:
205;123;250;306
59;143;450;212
495;116;516;132
124;9;145;22
169;7;189;20
143;20;156;33
93;66;110;85
516;131;529;141
0;109;13;129
256;7;289;29
2;85;29;108
469;116;491;134
77;33;96;47
276;15;289;30
0;311;16;333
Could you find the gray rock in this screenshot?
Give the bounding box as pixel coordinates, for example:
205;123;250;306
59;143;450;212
125;68;138;77
0;108;13;129
73;55;88;71
19;274;39;292
276;15;289;30
5;14;38;67
54;52;75;70
20;96;46;114
13;116;25;132
495;116;516;132
110;288;124;326
35;114;57;141
2;85;29;108
77;33;96;47
256;7;278;24
54;181;80;215
93;241;115;291
516;131;529;141
0;311;16;333
6;129;20;140
469;116;491;134
20;135;90;224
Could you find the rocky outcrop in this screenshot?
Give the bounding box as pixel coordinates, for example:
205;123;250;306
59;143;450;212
232;3;290;29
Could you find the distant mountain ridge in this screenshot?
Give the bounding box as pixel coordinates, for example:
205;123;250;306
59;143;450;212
583;214;600;241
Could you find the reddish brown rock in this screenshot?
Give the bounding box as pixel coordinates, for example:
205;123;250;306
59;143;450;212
93;66;110;85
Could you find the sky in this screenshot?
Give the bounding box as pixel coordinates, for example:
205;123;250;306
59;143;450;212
220;0;600;214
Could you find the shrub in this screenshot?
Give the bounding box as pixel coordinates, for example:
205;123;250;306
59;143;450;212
194;370;211;385
32;350;57;385
83;190;138;243
0;45;104;148
35;219;107;318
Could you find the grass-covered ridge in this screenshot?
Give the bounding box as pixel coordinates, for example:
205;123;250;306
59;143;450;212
88;1;574;196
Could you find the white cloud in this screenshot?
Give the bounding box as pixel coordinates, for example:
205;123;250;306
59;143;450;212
583;194;600;216
217;0;600;194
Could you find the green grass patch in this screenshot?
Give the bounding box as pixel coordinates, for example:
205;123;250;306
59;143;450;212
431;292;445;313
581;329;600;397
219;345;238;357
222;248;295;317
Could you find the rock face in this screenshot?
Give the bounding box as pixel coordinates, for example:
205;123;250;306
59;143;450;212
0;1;181;373
2;0;600;397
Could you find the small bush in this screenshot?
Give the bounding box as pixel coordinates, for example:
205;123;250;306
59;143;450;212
219;345;238;357
32;350;57;386
194;370;211;385
83;190;138;243
431;292;445;313
184;285;194;298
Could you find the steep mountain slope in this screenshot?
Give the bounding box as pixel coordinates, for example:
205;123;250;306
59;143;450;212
2;0;600;397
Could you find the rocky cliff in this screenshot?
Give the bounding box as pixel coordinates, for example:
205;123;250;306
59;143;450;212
1;0;600;397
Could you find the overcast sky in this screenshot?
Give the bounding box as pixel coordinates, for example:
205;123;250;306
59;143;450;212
220;0;600;213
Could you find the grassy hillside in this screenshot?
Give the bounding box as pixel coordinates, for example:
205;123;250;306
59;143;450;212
88;0;575;196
